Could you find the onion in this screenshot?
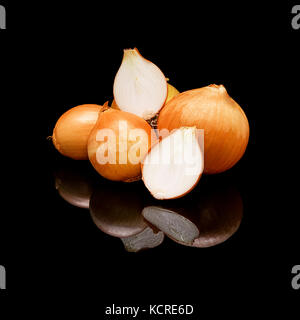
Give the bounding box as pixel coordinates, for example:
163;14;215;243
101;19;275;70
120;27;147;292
111;82;179;110
113;48;167;120
52;103;107;160
142;127;204;199
157;84;250;174
88;108;155;182
165;83;180;104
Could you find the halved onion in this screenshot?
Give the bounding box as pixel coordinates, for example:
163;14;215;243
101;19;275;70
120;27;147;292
113;48;167;120
142;127;204;199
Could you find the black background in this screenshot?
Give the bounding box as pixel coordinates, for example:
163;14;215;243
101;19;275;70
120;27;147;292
0;0;299;315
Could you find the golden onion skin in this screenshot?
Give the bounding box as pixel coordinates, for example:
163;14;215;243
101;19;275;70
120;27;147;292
88;109;154;182
52;104;106;160
111;99;120;110
157;85;249;174
165;83;180;104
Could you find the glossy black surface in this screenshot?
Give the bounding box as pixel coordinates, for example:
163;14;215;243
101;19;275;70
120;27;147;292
54;159;244;251
1;1;298;314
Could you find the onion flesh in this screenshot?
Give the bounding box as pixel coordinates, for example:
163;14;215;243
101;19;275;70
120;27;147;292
111;82;179;110
113;48;167;120
142;127;204;199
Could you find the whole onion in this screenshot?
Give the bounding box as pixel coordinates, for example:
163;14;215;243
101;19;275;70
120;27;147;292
52;104;107;160
88;108;155;182
157;84;249;174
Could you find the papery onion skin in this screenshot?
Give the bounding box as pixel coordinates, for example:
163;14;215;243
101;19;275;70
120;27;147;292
157;85;249;174
52;104;107;160
88;108;154;182
111;99;120;110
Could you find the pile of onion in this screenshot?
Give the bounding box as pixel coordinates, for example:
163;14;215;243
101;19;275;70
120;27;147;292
50;48;250;202
88;108;155;182
158;84;249;174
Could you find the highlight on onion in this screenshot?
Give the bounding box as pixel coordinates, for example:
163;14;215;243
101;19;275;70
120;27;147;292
142;127;204;200
121;227;165;253
89;182;147;238
54;161;95;209
158;84;250;174
142;183;243;248
88;108;155;182
52;103;108;160
113;48;167;120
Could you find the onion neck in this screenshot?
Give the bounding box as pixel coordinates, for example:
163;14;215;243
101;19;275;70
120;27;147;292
208;84;227;94
123;48;140;63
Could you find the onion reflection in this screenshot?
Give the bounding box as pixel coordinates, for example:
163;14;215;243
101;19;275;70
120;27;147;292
54;162;243;250
142;184;243;248
55;161;95;209
89;182;148;238
121;227;165;253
